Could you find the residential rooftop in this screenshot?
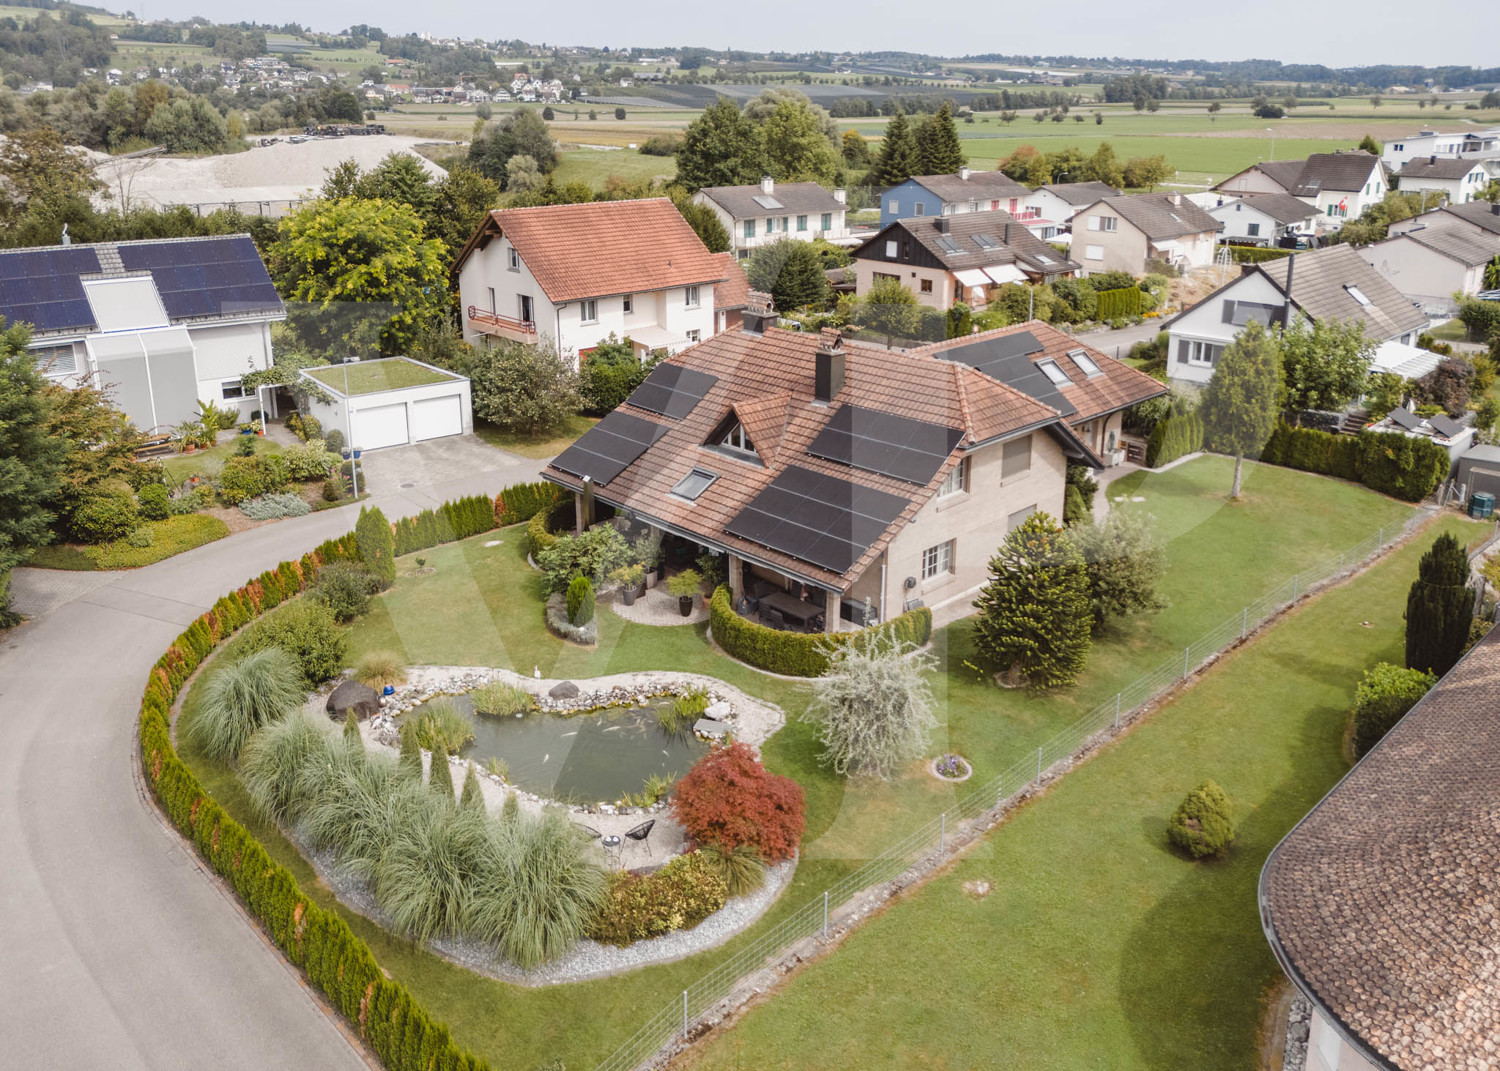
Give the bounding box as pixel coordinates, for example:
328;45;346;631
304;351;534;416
696;180;844;219
303;357;459;396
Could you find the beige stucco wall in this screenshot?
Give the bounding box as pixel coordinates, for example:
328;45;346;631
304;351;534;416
853;257;955;310
1074;211;1151;276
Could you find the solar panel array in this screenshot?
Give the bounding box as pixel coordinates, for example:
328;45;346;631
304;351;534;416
935;330;1078;417
118;237;281;321
807;404;963;485
725;465;910;575
0;246;103;333
1429;413;1464;438
625;364;719;420
551;410;670;485
1386;407;1422;432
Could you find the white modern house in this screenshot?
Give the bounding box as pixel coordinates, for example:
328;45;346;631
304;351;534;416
1163;245;1427;387
454;198;728;364
692;177;851;256
0;234;284;433
1380;126;1500;170
1205;192;1319;247
1021;181;1121;238
1395;156;1493;205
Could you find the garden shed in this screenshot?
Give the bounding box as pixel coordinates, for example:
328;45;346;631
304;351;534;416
300;357;472;451
1455;444;1500;502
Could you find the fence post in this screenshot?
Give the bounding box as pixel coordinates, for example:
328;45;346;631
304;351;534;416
1114;692;1121;730
1377;526;1383;549
682;990;689;1040
822;890;829;937
1338;552;1344;575
1292;574;1298;601
1036;746;1042;784
940;812;946;853
1183;646;1190;680
1241;606;1248;639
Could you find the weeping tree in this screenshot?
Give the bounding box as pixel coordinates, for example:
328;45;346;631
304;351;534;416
1405;532;1474;676
188;647;304;761
803;636;938;779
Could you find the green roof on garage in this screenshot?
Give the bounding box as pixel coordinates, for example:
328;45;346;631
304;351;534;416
304;357;459;396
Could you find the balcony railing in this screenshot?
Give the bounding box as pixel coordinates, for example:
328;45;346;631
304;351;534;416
466;306;538;342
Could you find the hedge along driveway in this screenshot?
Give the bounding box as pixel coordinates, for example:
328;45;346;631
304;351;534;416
680;514;1490;1071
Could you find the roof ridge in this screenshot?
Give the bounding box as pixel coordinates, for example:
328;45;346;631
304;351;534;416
951;358;974;440
493;196;673;215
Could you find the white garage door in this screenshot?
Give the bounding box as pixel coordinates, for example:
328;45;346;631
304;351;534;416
410;394;463;442
354;403;409;450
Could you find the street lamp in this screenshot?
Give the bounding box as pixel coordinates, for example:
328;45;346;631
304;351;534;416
1266;127;1276;160
343;359;361;497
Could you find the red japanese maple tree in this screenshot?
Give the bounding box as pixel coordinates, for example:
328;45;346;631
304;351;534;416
671;742;805;863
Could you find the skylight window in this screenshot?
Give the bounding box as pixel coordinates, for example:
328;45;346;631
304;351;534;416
972;234;998;249
1037;359;1071;386
752;195;784;210
935;236;961;254
1068;349;1103;377
671;468;719;501
1345;284;1373;307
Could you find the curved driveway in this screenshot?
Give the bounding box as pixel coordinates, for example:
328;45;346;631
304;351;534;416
0;445;542;1069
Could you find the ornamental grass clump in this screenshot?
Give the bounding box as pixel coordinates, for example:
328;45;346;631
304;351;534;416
240;710;337;823
1167;780;1236;859
373;803;493;942
698;841;768;898
353;649;407;688
404;698;475;753
189;646;304;761
471;680;533;717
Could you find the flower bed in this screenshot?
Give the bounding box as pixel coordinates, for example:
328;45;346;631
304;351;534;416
930;753;973;782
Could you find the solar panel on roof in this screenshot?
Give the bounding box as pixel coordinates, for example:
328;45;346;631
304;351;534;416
624;363;718;420
807;404;964;485
725;465;910;575
935;333;1078;418
118;237;281;322
1429;413;1464;438
1386;407;1423;431
752;195;784;210
551;410;669;485
0;246;103;334
972;234;999;249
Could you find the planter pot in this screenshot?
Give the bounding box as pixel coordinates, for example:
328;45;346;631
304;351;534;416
341;448;353;460
644;569;660;589
239;426;254;436
701;591;712;607
351;448;362;459
678;595;693;617
183;444;196;454
622;586;637;607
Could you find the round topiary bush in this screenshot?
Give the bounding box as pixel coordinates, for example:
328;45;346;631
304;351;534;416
137;482;170;521
71;491;140;544
566;575;595;626
1167;780;1235;859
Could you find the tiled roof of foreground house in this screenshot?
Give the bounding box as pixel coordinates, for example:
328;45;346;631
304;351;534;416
1258;244;1428;341
542;322;1097;591
453;198;726;305
1261;628;1500;1071
711;253;750;311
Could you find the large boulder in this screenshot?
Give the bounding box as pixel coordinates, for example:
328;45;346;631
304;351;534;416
549;680;580;700
326;679;379;721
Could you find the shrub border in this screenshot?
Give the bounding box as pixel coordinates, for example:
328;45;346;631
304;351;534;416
709;585;933;677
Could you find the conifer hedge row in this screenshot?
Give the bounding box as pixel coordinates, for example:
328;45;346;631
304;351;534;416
1145;411;1203;468
1094;286;1143;320
709;585;933;677
1259;423;1450;502
392;496;499;557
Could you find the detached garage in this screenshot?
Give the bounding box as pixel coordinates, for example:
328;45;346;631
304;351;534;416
301;357;472;452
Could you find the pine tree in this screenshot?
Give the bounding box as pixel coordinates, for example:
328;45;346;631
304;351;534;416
1198;320;1281;498
870;110;918;187
429;743;455;803
343;710;362;747
398;724;423;779
459;762;484;811
914;102;965;175
973;511;1092;689
1404;532;1474;676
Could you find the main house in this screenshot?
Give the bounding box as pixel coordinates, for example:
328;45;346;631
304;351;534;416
1394;156;1494;205
1069;192;1221;276
454;198;728;363
541;304;1105;630
691;177;851;256
0;234;284;433
1361;204;1500;316
1213;151;1387;230
1204;191;1320;247
851;211;1079;311
1260;628;1500;1071
1163;244;1427;387
879;168;1032;229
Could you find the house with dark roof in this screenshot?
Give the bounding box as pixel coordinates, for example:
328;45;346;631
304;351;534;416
691;177;850;256
879;168;1033;230
540;306;1104;630
851;211;1079;311
1070;192;1221;276
1213;151;1388;230
1164;244;1428;387
1361;207;1500;315
453;198;728;364
1021;181;1123;237
1389;198;1500;242
1395;156;1493;205
1381;125;1500;171
0;234;284;433
1260;627;1500;1071
1205;191;1320;247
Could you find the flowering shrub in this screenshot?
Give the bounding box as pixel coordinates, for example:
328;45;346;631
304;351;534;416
934;753;970;779
671;742;805;863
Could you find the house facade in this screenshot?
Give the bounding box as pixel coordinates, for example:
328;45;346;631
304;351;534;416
1360;219;1500;316
1164;244;1427;387
0;234;284;433
851;211;1080;311
1213;152;1388;231
879;168;1033;229
1205;192;1319;247
1021;181;1122;234
1070;193;1221;276
692;177;850;256
1380;125;1500;170
1395;156;1493;205
453;198;726;364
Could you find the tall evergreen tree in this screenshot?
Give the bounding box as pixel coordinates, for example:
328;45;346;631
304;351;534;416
429;743;455;804
870;110;918;188
459;762;484;811
745;238;831;313
1198;320;1281;498
355;505;396;589
914;102;966;175
973;511;1092;689
1404;532;1474;676
676;97;767;190
0;319;64;626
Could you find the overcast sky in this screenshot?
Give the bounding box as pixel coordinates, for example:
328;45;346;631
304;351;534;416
141;0;1492;68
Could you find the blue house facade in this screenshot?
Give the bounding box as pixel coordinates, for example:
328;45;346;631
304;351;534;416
878;169;1032;230
879;178;948;229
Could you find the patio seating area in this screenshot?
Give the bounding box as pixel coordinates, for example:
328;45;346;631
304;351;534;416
735;578;828;633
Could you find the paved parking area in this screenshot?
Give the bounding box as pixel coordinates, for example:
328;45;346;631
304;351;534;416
357;434;548;503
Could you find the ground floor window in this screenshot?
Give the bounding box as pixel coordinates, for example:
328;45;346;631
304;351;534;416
921;540;953;579
221;379;246;400
919;278;933;294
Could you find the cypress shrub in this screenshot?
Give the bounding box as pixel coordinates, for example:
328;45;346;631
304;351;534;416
1405;532;1475;676
399;725;423;780
343;710;362;746
1167;780;1236;858
459;762;484;811
1355;430;1450;502
355;506;396;589
1351;662;1435;756
566;575;595;626
495;481;565;525
429;743;455;803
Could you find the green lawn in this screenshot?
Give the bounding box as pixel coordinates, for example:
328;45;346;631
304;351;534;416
25;514;230;571
681;513;1488;1071
553;147;677;189
161;434;284;487
472;413;599;459
304;357;457;396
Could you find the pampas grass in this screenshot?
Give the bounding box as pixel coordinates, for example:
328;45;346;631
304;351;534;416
698;841;768;898
240;711;336;824
189;647;304;761
404;698;474;753
353;650;407;688
471;680;533;717
373;804;493;942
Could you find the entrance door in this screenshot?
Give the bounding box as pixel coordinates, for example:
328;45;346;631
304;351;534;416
519;294;534;324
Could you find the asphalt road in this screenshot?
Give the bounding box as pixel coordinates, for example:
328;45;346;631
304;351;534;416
0;444;543;1069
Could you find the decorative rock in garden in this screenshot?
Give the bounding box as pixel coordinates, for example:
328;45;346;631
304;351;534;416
548;680;580;700
326;679;379;721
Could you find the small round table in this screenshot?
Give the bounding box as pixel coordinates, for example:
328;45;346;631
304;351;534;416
601;834;623;868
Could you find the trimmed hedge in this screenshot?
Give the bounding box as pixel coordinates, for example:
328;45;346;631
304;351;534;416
1145;411;1202;468
709;585;933;677
1351;662;1435;757
1094;286;1142;320
1228;245;1292;264
392;495;498;557
1259;423;1450;502
493;481;566;526
137;527;490;1071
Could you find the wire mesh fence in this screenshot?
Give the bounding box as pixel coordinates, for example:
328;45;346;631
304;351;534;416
592;508;1438;1071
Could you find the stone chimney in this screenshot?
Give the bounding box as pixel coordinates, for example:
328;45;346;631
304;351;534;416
760;175;775;196
742;290;775;334
958;166;971;181
814;328;846;404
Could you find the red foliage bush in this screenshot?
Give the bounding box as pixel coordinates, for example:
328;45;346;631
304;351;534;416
671;742;805;863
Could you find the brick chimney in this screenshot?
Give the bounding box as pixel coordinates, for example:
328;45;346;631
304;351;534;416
760;175;775;196
742;290;776;334
814;328;845;404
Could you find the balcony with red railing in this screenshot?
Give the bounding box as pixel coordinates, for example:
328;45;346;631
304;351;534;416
467;306;538;343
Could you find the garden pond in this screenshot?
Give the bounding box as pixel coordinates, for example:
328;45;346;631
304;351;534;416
399;693;709;803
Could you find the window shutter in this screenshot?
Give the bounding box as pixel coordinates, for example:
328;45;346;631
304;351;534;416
1177;340;1191;364
1087;216;1101;231
1221;300;1237;323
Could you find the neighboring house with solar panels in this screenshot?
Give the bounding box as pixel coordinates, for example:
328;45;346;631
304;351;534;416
851;211;1080;311
541;304;1107;630
1260;627;1500;1071
691;177;851;256
1163;245;1427;388
453;198;727;365
0;235;284;433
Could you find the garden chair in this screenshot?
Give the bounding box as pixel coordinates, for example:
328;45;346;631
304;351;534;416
625;819;656;857
579;825;602;840
760;607;786;631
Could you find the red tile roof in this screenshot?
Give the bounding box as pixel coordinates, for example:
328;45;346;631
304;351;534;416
712;253;751;311
464;198;727;305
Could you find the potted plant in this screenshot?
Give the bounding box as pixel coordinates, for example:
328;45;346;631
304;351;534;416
610;563;644;606
633;531;663;589
666;568;702;617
